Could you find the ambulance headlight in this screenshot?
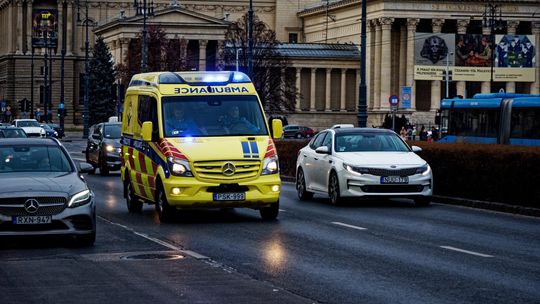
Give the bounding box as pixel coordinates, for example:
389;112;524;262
167;156;193;177
261;156;279;175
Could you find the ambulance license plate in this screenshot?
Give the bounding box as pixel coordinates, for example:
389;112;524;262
13;216;52;225
213;193;245;201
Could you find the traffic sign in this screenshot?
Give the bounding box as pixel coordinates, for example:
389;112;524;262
389;95;399;106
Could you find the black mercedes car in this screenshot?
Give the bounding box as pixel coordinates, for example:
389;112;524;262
0;138;96;246
85;122;122;176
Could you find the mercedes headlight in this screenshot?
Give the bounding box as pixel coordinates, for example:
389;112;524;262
343;163;370;175
262;156;279;175
68;189;92;208
167;156;193;177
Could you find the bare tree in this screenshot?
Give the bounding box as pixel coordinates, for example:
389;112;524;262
222;14;297;114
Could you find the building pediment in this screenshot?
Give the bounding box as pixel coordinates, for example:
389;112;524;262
95;6;230;36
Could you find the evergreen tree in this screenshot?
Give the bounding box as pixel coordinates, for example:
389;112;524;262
88;37;116;125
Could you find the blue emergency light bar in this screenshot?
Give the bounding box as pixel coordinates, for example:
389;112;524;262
158;71;251;86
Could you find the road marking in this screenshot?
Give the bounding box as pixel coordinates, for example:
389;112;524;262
440;246;494;258
98;216;210;260
331;221;367;231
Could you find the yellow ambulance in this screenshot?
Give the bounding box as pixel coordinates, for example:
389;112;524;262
121;71;283;222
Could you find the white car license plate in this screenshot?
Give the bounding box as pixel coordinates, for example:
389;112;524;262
13;216;52;225
380;176;409;184
213;193;245;201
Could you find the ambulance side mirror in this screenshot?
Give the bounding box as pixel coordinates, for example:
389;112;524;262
142;121;153;142
271;119;283;139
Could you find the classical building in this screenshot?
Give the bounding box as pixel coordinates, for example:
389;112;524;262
0;0;538;128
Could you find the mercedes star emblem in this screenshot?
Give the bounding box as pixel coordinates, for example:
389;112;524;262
24;199;40;214
222;162;236;176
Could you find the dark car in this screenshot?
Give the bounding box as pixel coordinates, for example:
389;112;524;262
40;123;58;138
85;122;122;176
46;123;65;138
0;138;96;246
283;125;315;139
0;126;27;138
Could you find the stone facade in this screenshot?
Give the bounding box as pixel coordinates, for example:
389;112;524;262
0;0;538;130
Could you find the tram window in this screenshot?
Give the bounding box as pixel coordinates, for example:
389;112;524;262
510;108;540;139
450;109;499;137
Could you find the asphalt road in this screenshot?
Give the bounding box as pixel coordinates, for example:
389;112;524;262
1;138;539;304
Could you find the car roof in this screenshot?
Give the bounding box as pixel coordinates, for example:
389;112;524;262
0;138;59;146
331;127;395;134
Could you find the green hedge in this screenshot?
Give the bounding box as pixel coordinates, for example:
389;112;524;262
275;140;540;208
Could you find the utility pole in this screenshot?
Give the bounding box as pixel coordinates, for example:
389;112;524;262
43;32;49;123
77;0;90;138
483;3;503;93
247;0;254;77
445;52;454;98
134;0;155;73
31;48;34;119
357;0;367;127
60;41;65;131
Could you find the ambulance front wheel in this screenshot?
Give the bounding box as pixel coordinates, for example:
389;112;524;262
259;201;279;221
156;186;175;223
125;176;143;213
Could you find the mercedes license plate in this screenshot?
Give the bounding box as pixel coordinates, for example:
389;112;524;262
13;216;52;225
381;176;409;184
213;193;245;201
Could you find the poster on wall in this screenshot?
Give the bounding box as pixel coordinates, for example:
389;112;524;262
414;33;536;82
414;33;456;66
32;9;58;48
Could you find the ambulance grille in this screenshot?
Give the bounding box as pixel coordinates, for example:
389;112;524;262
193;160;261;181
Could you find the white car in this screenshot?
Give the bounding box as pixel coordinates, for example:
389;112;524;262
12;119;45;137
295;127;433;206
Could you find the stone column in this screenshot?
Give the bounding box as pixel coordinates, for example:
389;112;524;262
481;26;491;93
430;18;444;111
373;20;382;110
295;68;301;111
406;19;419;111
8;1;14;54
379;17;394;111
16;0;23;54
120;38;129;64
532;23;540;94
198;40;208;71
325;68;332;111
310;68;316;111
505;21;520;93
66;1;73;55
399;24;407;90
340;68;347;111
57;1;64;54
455;19;469;98
26;0;34;55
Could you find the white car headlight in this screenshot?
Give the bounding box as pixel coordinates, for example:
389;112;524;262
343;163;369;175
68;189;92;208
167;156;193;177
415;164;431;176
105;145;115;152
262;156;279;175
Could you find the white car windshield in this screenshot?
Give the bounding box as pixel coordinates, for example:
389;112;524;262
162;95;268;137
335;132;410;152
17;120;40;127
0;145;73;173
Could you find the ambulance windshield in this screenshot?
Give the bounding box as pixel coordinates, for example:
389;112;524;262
162;95;268;137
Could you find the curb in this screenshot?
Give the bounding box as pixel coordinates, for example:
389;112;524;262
280;175;539;217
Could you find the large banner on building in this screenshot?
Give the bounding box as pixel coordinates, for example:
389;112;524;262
32;9;58;48
414;33;536;82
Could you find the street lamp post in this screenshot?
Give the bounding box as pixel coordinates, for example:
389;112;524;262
235;48;242;71
134;0;155;73
247;0;254;77
483;3;504;93
43;32;49;123
357;0;367;127
445;52;454;98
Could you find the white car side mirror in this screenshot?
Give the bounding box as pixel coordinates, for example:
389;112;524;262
315;146;330;154
411;146;422;153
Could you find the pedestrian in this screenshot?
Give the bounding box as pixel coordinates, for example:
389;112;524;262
412;126;417;141
399;126;407;141
420;125;428;141
407;127;413;141
431;126;439;141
